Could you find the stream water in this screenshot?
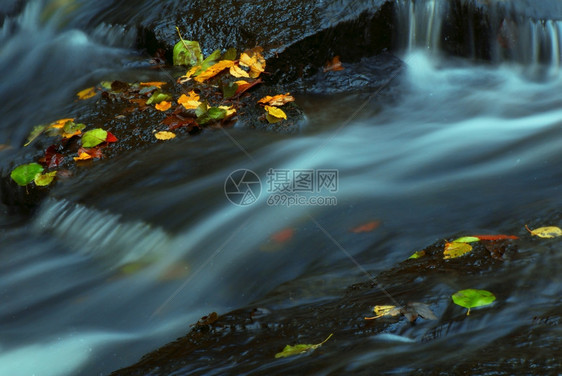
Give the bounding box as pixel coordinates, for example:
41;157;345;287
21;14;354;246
0;1;561;375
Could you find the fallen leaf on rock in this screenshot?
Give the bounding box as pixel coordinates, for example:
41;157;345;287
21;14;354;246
194;60;235;83
323;56;344;72
474;234;518;241
452;236;480;243
234;78;262;97
73;152;93;161
10;163;44;186
265;105;287;123
40;145;64;168
34;171;57;186
364;303;436;322
76;87;97;100
525;225;562;239
50;118;74;129
77;147;103;159
140;81;167;88
351;220;380;233
275;334;333;359
230;64;249;78
105;132;118;143
178;91;201;110
452;289;495;315
408;250;425;259
239;47;265;78
258;93;295;106
24;125;48;146
62;121;85;139
173;28;203;66
218;105;236;118
82;128;108;148
155;131;176;140
444;241;473;259
155;101;172;111
146;91;172;105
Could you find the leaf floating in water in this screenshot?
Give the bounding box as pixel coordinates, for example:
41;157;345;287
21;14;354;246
271;228;294;243
323;56;344;72
525;225;562;239
351;220;380;233
264;105;287;123
34;171;57;186
154;131;176;140
10;163;44;186
452;289;496;316
274;333;333;359
76;87;97;100
443;241;473;259
24;124;48;146
365;305;401;320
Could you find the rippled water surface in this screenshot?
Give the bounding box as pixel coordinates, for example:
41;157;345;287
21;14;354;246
0;1;561;375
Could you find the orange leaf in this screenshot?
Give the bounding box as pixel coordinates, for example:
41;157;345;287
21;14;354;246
62;130;82;139
73;152;93;161
155;101;172;111
194;60;235;83
270;228;294;243
50;118;74;129
258;93;295;106
324;56;344;72
351;220;381;233
140;81;167;88
178;91;201;110
239;47;265;78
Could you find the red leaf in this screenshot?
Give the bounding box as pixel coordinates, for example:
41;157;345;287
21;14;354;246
234;78;262;97
40;145;64;168
270;228;294;243
351;220;381;233
105;132;118;143
161;115;198;130
78;146;103;159
474;234;518;241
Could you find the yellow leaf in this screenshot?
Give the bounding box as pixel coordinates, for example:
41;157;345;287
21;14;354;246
155;101;172;111
178;91;201;110
218;105;236;118
235;80;249;86
229;64;250;78
525;225;562;239
73;152;93;161
62;130;82;139
178;66;200;83
258;93;295;106
443;241;473;259
194;60;235;83
154;131;176;140
76;87;97;100
365;305;401;320
239;47;265;78
264;105;287;120
50;118;74;129
140;81;167;88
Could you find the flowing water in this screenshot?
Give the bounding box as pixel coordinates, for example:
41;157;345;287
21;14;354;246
0;1;561;375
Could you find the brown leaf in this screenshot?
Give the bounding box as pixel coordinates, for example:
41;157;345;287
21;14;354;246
324;56;344;72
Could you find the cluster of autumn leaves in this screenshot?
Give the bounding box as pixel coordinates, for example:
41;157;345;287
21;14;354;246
274;222;561;359
10;33;300;188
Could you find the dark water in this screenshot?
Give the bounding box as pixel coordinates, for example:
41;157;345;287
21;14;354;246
0;1;561;375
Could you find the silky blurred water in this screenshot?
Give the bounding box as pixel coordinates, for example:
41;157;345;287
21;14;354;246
0;1;561;375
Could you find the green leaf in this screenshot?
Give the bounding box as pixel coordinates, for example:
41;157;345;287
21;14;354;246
82;128;108;148
195;101;209;118
222;47;237;61
24;124;48;146
452;289;496;315
408;250;425;259
11;163;44;186
453;236;480;243
192;49;223;77
197;107;227;125
34;171;57;186
222;82;238;99
274;334;333;359
173;39;203;66
63;121;85;134
146;91;172;105
100;81;113;90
